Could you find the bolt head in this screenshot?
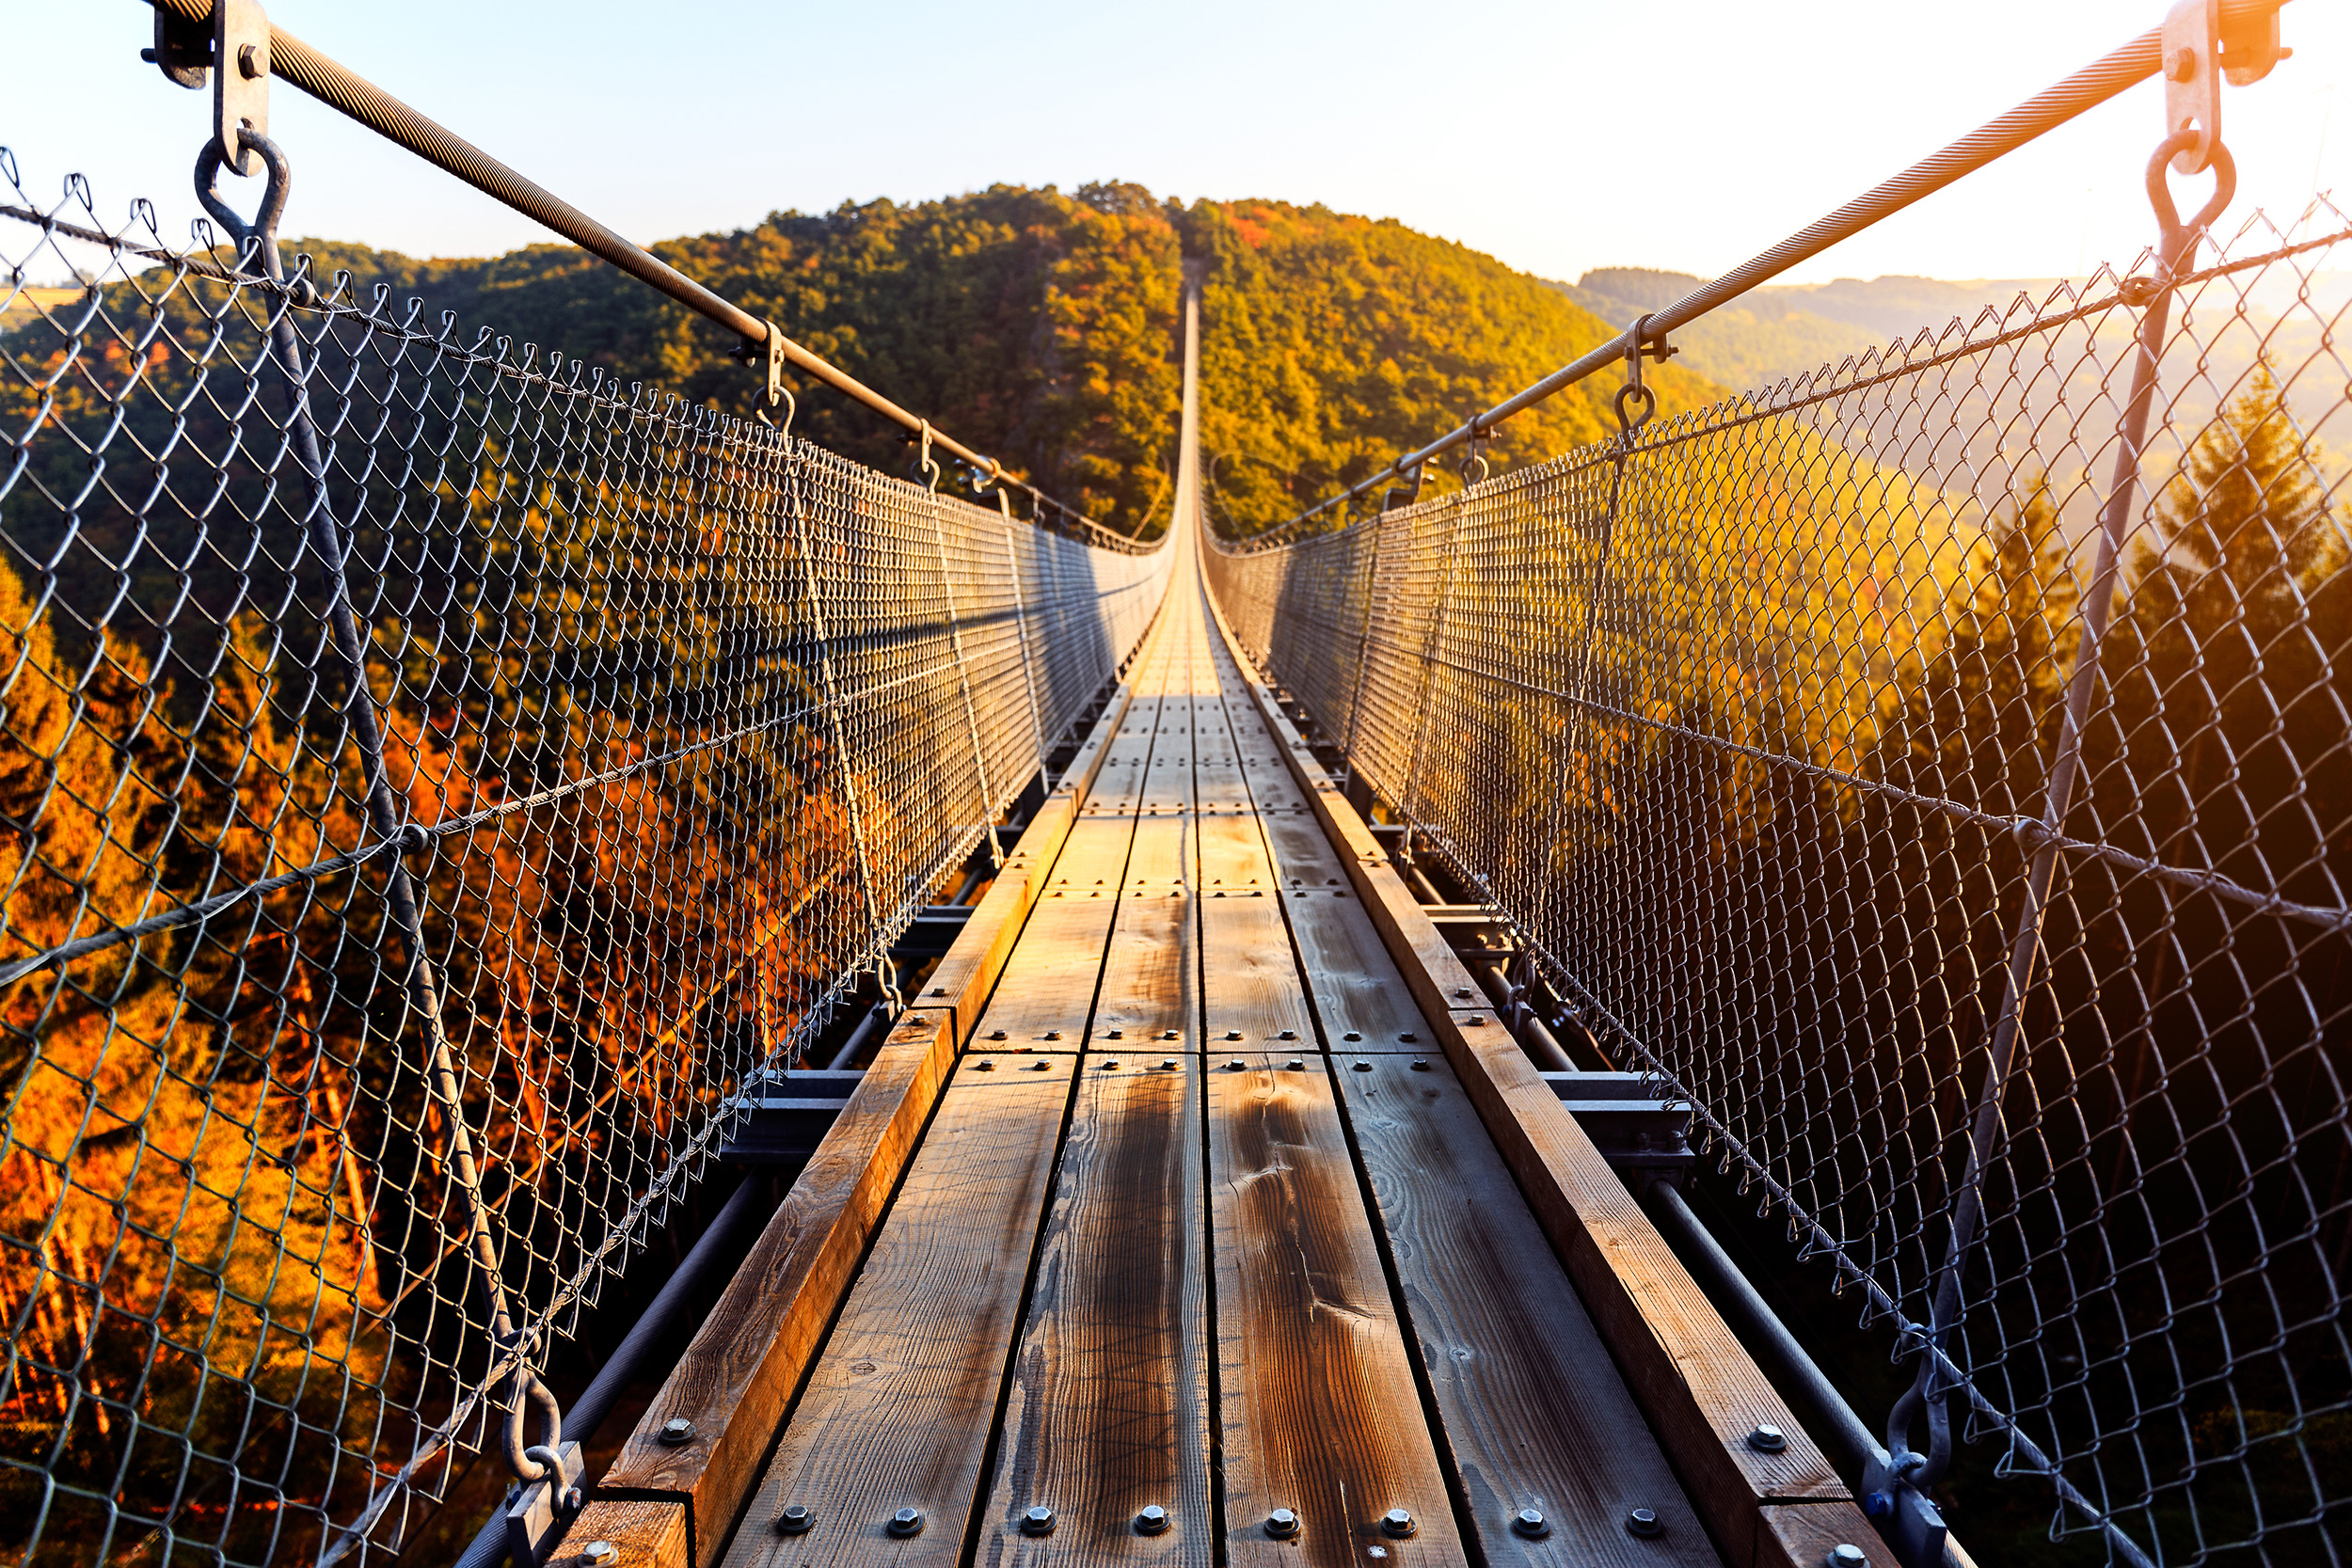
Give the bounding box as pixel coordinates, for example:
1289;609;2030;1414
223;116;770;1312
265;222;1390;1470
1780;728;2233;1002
1108;1029;1123;1038
580;1543;619;1568
2166;44;2197;81
1229;1058;1248;1070
1278;1028;1296;1039
1029;1060;1051;1070
237;40;267;78
1226;1029;1244;1040
1163;1029;1181;1039
1353;1060;1373;1071
976;1058;996;1070
1343;1031;1361;1041
775;1504;813;1535
1021;1505;1056;1536
658;1418;695;1446
1863;1491;1894;1518
1454;988;1472;999
559;1487;585;1519
990;1029;1008;1040
1748;1423;1788;1453
1287;1058;1306;1070
1468;1014;1486;1026
1411;1057;1430;1070
1381;1508;1417;1538
1102;1058;1120;1069
1626;1508;1663;1538
1398;1032;1417;1042
930;987;946;995
887;1507;925;1537
1264;1508;1300;1539
1160;1057;1178;1069
1044;1029;1061;1040
1512;1508;1550;1539
1135;1503;1170;1535
1827;1547;1870;1568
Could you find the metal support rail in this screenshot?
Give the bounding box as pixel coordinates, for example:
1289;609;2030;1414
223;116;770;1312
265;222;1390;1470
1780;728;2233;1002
1267;0;2292;540
135;0;1107;540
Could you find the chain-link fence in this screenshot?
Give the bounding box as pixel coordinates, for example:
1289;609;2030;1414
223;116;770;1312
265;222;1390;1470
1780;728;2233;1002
0;151;1167;1568
1206;198;2351;1566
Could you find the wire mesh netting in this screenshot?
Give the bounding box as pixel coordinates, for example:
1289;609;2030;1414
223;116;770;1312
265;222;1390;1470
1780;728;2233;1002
1205;201;2352;1566
0;153;1168;1568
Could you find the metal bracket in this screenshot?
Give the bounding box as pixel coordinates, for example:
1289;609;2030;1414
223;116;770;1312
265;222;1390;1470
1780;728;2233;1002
214;0;271;175
2161;0;2220;174
1858;1453;1949;1568
503;1440;586;1566
2218;0;2289;86
143;7;211;89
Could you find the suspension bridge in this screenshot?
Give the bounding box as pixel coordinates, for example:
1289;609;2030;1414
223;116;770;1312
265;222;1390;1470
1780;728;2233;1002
0;3;2343;1568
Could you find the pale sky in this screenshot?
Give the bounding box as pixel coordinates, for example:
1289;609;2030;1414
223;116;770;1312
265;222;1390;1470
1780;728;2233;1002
4;0;2346;289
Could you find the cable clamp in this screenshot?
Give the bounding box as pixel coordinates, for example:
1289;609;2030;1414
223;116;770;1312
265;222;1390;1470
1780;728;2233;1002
213;0;271;177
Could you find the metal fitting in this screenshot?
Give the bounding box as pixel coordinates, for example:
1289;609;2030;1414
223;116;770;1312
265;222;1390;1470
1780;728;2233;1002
658;1418;694;1446
887;1507;925;1538
1102;1059;1120;1069
1512;1508;1549;1539
1135;1503;1171;1535
1279;1028;1297;1040
1343;1031;1361;1041
1827;1547;1869;1568
1398;1032;1417;1042
1748;1423;1788;1453
1228;1058;1248;1070
1411;1058;1430;1070
1160;1058;1179;1069
1287;1058;1306;1070
1226;1030;1244;1040
1381;1509;1417;1538
990;1029;1008;1040
1163;1029;1181;1040
1044;1029;1062;1040
774;1505;813;1536
1626;1508;1663;1538
1107;1029;1123;1038
1020;1506;1056;1537
1264;1508;1300;1539
580;1543;619;1568
1353;1060;1373;1071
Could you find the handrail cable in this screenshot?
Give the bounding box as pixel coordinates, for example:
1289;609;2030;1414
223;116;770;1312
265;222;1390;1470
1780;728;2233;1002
135;0;1114;542
1264;0;2292;541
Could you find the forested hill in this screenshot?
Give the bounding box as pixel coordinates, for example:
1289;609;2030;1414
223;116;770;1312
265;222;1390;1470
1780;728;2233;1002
258;183;1724;539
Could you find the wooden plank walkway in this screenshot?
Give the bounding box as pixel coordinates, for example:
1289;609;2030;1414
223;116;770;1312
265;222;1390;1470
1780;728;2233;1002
565;285;1881;1568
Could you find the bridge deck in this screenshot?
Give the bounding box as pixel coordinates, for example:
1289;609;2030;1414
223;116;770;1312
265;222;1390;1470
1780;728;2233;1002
568;288;1878;1568
707;565;1722;1568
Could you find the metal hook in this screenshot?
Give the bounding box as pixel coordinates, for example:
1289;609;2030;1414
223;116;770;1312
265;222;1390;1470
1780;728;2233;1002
2146;130;2237;270
1614;313;1661;437
916;420;942;493
194;126;293;287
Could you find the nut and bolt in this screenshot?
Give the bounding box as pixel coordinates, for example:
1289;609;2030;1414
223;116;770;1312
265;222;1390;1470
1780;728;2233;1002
1229;1058;1248;1070
1511;1508;1549;1539
1264;1508;1301;1539
658;1418;695;1446
1381;1509;1417;1539
1278;1028;1296;1040
1030;1060;1052;1070
1827;1547;1870;1568
1135;1503;1170;1535
1020;1505;1056;1537
887;1507;925;1538
1411;1058;1430;1070
1467;1014;1486;1026
1044;1029;1062;1040
1353;1060;1373;1071
1164;1029;1181;1039
1454;988;1472;999
1107;1029;1123;1038
1398;1032;1417;1042
580;1544;619;1568
1286;1057;1306;1069
990;1029;1009;1040
1226;1030;1245;1040
237;41;266;78
976;1058;996;1070
1102;1058;1120;1069
1747;1423;1787;1452
2166;44;2198;81
1343;1031;1361;1041
774;1504;813;1536
1625;1507;1663;1538
1160;1057;1178;1069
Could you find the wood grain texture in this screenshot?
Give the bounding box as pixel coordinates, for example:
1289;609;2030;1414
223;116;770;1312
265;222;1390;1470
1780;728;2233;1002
1336;1053;1721;1566
1201;589;1855;1568
977;1060;1211;1567
596;1012;956;1566
1206;1055;1464;1568
1756;1502;1887;1568
560;1499;691;1568
1199;899;1313;1051
580;656;1153;1568
1091;822;1195;1050
723;1064;1073;1568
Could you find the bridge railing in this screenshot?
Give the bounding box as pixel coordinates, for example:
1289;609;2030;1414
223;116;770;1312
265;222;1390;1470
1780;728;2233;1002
1203;196;2352;1566
0;152;1168;1568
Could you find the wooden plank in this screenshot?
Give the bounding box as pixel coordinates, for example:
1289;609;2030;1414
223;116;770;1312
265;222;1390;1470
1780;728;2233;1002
594;1011;956;1567
978;1057;1211;1565
1275;887;1432;1053
584;652;1154;1568
1205;1054;1464;1567
1334;1053;1719;1567
1758;1503;1894;1568
1202;591;1859;1568
723;1062;1074;1568
559;1499;691;1568
1199;898;1313;1052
